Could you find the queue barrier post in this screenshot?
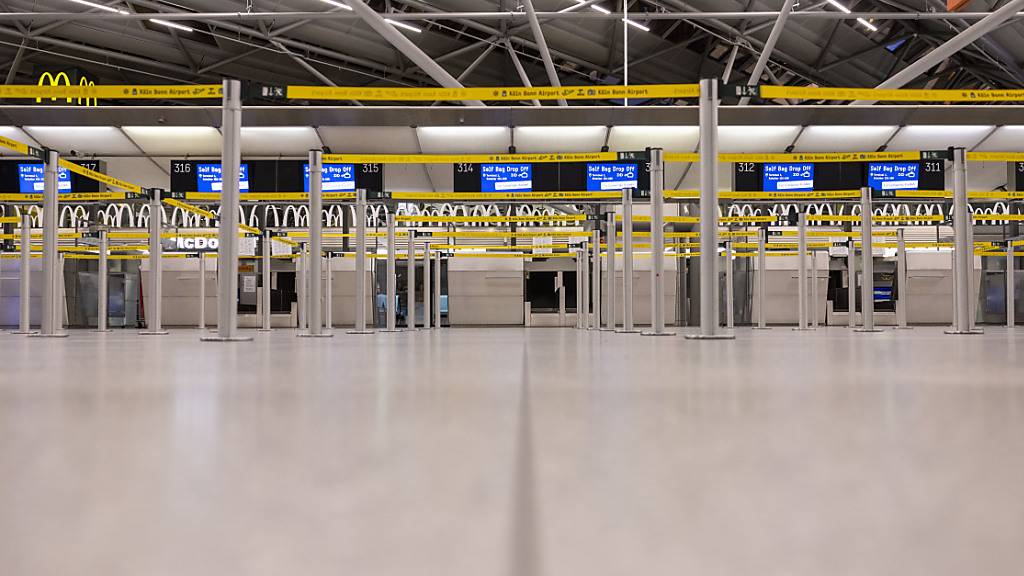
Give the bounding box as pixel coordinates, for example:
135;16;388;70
258;230;272;332
94;229;111;332
895;227;912;329
591;229;601;330
725;240;734;329
810;245;819;329
423;241;431;329
575;247;584;330
382;212;401;332
1008;244;1016;328
140;189;169;335
325;251;333;331
794;212;809;331
603;211;616;331
618;188;639;333
199;251;207;330
12;214;36;334
855;186;882;333
581;240;590;330
407;230;417;329
433;251;442;328
348;188;374;334
753;226;770;330
32;149;67;338
847;238;856;328
300;149;330;337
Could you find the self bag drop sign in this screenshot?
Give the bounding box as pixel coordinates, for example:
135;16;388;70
587;163;638;191
868;162;919;191
480;163;532;192
763;163;814;192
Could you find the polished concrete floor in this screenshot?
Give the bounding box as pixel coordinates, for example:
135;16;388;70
1;326;1022;576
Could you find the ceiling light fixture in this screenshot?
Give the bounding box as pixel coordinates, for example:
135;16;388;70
386;19;422;33
66;0;128;14
825;0;877;33
320;0;353;11
624;18;649;32
149;18;193;32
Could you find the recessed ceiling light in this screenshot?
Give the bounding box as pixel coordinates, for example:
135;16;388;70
149;18;193;32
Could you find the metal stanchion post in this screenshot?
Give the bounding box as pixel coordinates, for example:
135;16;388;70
140;189;168;335
725;240;734;329
895;228;912;329
203;78;251;341
382;212;401;332
581;241;590;330
199;252;207;330
407;230;417;329
591;229;601;330
33;149;66;338
423;242;431;329
947;147;979;335
754;227;769;329
810;247;819;329
259;230;273;332
645;147;674;337
795;212;809;331
575;248;584;329
1008;244;1016;328
848;238;857;328
687;79;729;340
300;150;330;337
58;253;67;330
604;211;616;330
13;214;36;334
433;251;442;328
968;218;978;332
296;248;306;330
557;270;566;327
856;187;882;333
349;188;374;334
94;229;111;332
324;252;332;330
619;188;639;333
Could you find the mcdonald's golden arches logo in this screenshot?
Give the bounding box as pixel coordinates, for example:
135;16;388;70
36;71;97;106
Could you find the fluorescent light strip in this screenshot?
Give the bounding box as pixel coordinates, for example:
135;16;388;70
825;0;851;13
386;19;421;33
149;18;193;32
857;17;878;32
67;0;128;14
825;0;877;32
320;0;353;10
624;18;649;32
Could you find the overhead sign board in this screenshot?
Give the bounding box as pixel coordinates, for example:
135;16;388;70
480;163;532;192
763;163;814;192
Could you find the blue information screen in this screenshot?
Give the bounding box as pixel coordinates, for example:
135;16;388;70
762;163;814;192
18;163;72;193
868;162;919;191
480;163;531;192
874;286;894;302
304;163;356;192
196;163;249;193
587;163;638;191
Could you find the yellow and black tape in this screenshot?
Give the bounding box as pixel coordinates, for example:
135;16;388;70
0;84;222;100
288;83;700;102
759;85;1024;102
396;214;587;224
58;159;142;193
324;152;619;164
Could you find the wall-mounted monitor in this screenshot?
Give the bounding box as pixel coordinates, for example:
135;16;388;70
868;162;919;191
586;162;638;191
17;163;72;193
195;163;249;193
304;163;356;192
480;163;532;192
763;163;814;192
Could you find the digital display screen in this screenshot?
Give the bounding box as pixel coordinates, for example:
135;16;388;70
196;163;250;193
304;163;356;192
868;162;919;191
586;163;638;191
874;286;894;302
17;164;71;193
480;163;531;192
763;163;814;191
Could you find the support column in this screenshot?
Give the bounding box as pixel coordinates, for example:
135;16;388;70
324;252;333;330
619;188;639;333
848;238;857;328
34;149;66;337
947;147;978;334
204;78;251;341
423;242;431;329
141;189;168;335
297;248;306;329
896;227;912;329
856;187;882;333
580;241;590;331
349;188;374;334
645;147;673;336
94;229;111;332
300;150;330;337
557;270;566;327
591;229;601;330
382;212;401;332
434;251;442;328
810;247;819;329
575;248;584;330
407;230;417;329
259;231;272;332
687;79;729;339
795;212;809;331
754;227;770;329
199;252;207;330
725;240;734;329
1008;244;1016;328
603;211;616;331
12;214;36;334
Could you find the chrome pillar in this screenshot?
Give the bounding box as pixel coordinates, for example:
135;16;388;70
810;246;819;329
896;227;912;329
407;230;417;329
199;252;207;330
297;248;306;330
34;149;65;337
575;248;584;329
324;252;333;330
619;188;639;333
645;147;674;336
947;147;977;334
423;242;431;329
603;211;616;330
259;231;272;332
557;270;566;327
382;212;400;332
349;188;374;334
140;189;168;335
433;251;442;328
1008;244;1016;328
754;227;769;330
847;238;856;328
13;214;35;334
591;229;601;330
856;187;882;332
795;212;808;330
94;229;111;332
580;241;590;330
725;240;734;329
300;149;329;337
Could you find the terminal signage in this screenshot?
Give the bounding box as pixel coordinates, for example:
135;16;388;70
763;163;814;192
196;163;250;193
166;236;219;252
586;163;638;191
304;163;356;192
17;163;72;193
868;162;919;191
480;163;532;192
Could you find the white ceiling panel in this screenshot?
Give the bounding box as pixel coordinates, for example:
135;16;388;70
241;127;321;156
121;127;222;156
513;126;606;152
384;164;434;192
317;127;419;153
103;157;170;190
718;126;802;152
887;125;994;151
23;126;139;155
0;127;40;156
417;126;509;153
794;126;899;152
608;126;699;152
971;125;1024;151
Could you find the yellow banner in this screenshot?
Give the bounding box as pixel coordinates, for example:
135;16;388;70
396;214;587;224
721;190;861;200
720;151;920;163
391;191;619;201
0;216;19;224
163;198;215;220
974;213;1024;221
760;85;1024;102
288;83;700;102
0;84;222;100
0;135;31;155
58;159;142;193
323;153;618;164
664;153;700;163
0;192;129;202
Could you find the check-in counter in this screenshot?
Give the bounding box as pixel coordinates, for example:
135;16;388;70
906;251;981;325
752;252;828;326
328;256;374;327
448;256;524;325
0;258;42;327
604;253;678;326
140;257;218;327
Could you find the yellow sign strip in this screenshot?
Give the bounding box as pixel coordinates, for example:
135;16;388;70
0;216;19;224
391;191;619;201
325;153;619;164
58;160;142;193
0;84;222;100
760;85;1024;102
395;214;587;224
973;213;1024;221
288;83;700;102
164;198;215;220
0;135;32;155
720;151;920;163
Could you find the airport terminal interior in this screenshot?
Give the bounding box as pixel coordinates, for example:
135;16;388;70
2;0;1024;574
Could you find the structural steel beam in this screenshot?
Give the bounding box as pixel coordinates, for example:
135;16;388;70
520;0;567;106
738;0;795;106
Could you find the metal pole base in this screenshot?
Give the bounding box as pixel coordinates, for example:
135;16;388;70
29;333;69;338
615;329;642;334
10;330;39;335
644;330;678;337
854;328;884;333
684;333;735;340
257;328;274;332
752;326;772;330
347;329;376;335
599;327;615;332
297;332;334;338
380;328;405;333
893;326;915;330
792;327;816;331
139;331;170;336
92;329;113;333
200;335;255;342
944;329;985;335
